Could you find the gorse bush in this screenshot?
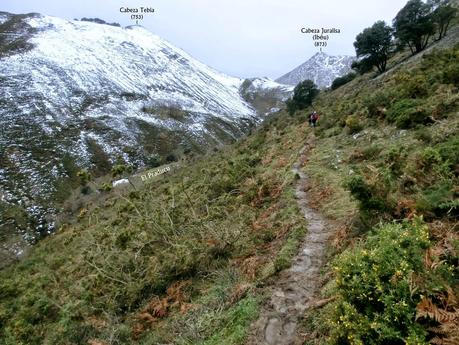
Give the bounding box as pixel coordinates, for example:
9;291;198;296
323;218;457;345
111;164;132;178
386;99;429;128
345;115;363;134
441;62;459;86
395;73;429;98
384;146;407;176
436;135;459;168
99;182;112;192
347;175;394;215
416;180;455;216
415;145;455;186
363;91;393;118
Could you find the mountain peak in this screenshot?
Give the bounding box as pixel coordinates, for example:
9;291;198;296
276;52;355;88
0;12;290;241
311;51;328;57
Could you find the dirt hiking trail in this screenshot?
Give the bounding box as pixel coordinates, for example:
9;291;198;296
247;140;335;345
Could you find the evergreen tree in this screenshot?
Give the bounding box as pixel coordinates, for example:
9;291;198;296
393;0;435;55
351;59;375;74
429;0;458;39
354;21;393;73
286;80;319;115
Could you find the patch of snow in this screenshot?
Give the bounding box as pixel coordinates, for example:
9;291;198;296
250;77;294;92
113;178;130;187
0;13;9;25
22;15;255;119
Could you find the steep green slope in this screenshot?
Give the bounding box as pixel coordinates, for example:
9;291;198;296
299;44;459;344
0;111;309;344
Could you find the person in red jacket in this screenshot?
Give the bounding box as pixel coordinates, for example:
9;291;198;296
309;111;319;127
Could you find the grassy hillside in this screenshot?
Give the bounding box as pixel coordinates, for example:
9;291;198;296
0;109;310;344
1;36;458;345
299;43;459;344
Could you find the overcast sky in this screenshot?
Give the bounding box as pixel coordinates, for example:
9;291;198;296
1;0;408;79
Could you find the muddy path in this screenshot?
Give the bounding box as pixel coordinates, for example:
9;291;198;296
246;143;335;345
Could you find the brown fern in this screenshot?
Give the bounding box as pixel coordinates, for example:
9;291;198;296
131;280;194;339
417;297;459;345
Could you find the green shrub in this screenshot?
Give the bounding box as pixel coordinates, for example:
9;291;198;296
386;99;429;128
363;91;392;118
331;72;357;90
416;181;455;216
384;146;406;175
99;182;113;192
347;175;394;214
417;147;452;178
76;170;91;185
414;127;432;143
441;61;459;86
147;154;162;167
345;115;363;134
111;164;132;178
349;144;383;163
165;153;177;163
396;73;429;98
324;219;432;344
80;185;91;195
436;136;459;168
420;147;443;166
431;90;459;119
436;199;459;217
421;45;459;86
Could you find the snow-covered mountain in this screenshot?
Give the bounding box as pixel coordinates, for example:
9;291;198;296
276;52;355;88
0;12;290;248
240;77;293;116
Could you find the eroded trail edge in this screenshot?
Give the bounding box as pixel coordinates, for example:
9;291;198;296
247;143;335;345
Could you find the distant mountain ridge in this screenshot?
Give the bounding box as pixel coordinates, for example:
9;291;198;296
0;11;289;246
276;52;355;88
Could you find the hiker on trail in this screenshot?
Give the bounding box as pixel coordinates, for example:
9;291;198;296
309;111;319;128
